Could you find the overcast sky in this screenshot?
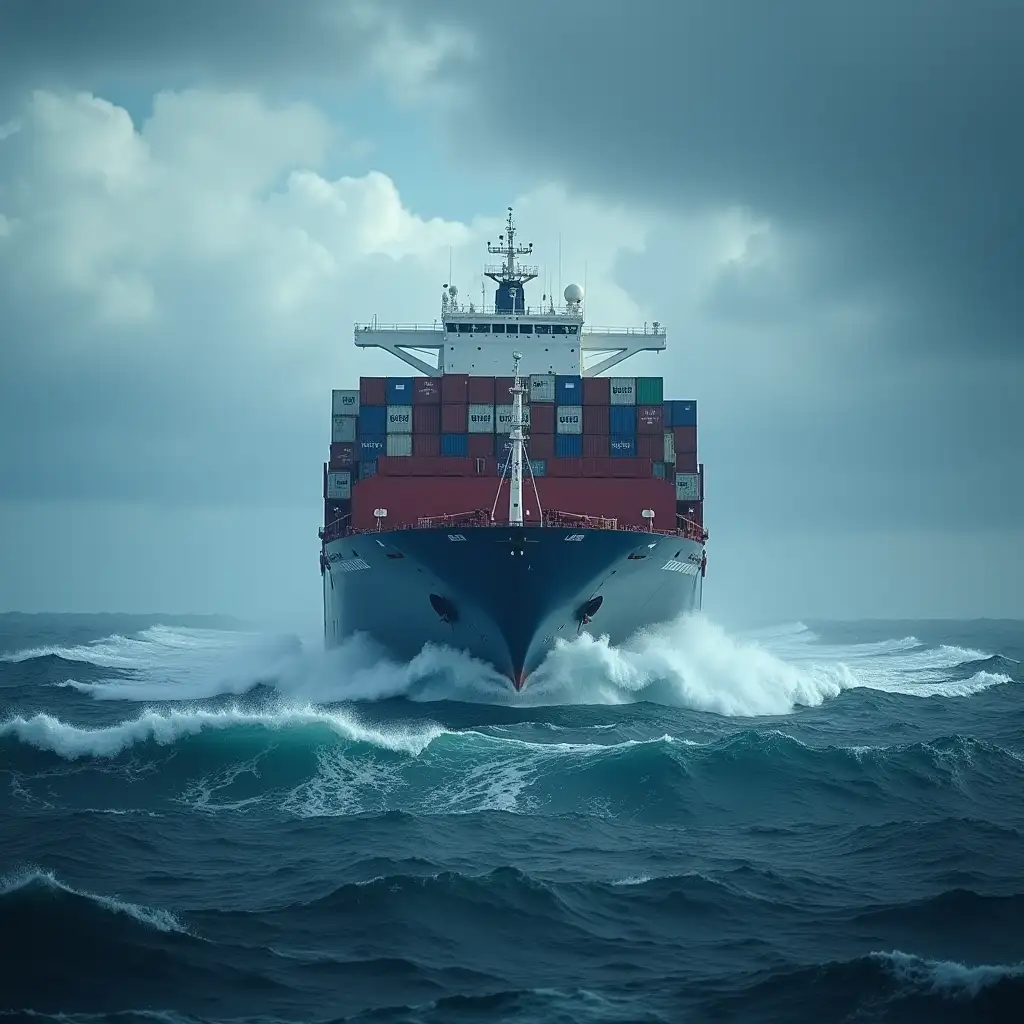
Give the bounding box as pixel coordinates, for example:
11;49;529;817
0;0;1021;627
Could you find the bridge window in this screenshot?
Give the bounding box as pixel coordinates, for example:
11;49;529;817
473;323;489;333
518;324;532;334
457;323;473;333
506;324;518;334
445;322;456;331
552;324;567;335
492;323;506;333
568;325;578;334
535;324;551;334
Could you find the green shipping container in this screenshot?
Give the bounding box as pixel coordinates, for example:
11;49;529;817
635;376;664;405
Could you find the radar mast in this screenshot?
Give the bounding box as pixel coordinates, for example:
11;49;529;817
485;207;537;313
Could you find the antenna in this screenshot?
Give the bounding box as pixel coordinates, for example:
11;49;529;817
558;232;562;305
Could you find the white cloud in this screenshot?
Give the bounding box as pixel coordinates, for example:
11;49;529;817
0;86;702;507
0;82;1020;619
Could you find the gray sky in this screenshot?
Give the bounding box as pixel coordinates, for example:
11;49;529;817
0;0;1021;625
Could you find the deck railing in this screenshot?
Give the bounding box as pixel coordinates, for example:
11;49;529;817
320;510;707;545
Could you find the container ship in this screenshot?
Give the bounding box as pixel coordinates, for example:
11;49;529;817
319;208;707;691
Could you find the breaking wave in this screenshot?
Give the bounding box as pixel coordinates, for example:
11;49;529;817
2;865;1021;1023
4;704;1023;821
3;614;1012;713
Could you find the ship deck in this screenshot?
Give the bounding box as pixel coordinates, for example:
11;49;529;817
321;507;707;544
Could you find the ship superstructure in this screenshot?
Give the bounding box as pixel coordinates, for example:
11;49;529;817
320;208;706;689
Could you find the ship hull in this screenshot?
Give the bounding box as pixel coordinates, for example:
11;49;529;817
322;525;703;690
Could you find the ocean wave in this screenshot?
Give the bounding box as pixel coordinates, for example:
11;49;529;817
5;616;1013;715
0;705;445;759
706;949;1024;1022
0;867;190;935
5;706;1023;823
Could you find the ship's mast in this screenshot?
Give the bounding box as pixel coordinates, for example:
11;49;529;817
509;351;526;525
485;207;537;314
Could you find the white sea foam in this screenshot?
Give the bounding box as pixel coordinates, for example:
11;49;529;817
872;949;1024;998
6;613;1013;712
0;867;190;935
0;705;445;759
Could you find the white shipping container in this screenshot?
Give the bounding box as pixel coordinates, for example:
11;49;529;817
556;405;583;434
332;414;357;443
386;433;412;456
495;404;532;429
468;404;495;433
664;429;676;462
327;470;351;500
675;472;699;501
332;389;359;416
530;374;556;402
610;377;637;405
386;405;413;433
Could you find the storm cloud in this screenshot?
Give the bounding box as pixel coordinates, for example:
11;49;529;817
0;0;1021;620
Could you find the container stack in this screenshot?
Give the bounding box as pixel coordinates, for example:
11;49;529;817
325;374;703;531
664;398;702;526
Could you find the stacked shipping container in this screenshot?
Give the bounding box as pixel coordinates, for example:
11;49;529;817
325;376;703;530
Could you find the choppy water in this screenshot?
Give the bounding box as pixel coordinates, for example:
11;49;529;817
1;612;1023;1022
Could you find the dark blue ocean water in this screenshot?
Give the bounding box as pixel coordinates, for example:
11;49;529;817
1;612;1023;1023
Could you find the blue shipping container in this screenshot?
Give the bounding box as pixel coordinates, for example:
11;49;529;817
359;405;387;436
555;433;582;458
386;377;414;405
610;405;636;435
359;459;377;478
610;434;636;457
441;432;469;457
555;374;582;405
665;400;697;427
530;458;547;478
360;435;386;458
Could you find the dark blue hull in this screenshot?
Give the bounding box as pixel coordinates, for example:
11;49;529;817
322;526;704;689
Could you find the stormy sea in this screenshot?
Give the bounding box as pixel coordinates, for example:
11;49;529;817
1;613;1022;1023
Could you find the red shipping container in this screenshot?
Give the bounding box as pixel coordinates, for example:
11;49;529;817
636;433;665;460
359;376;387;406
329;442;357;467
636;404;664;434
351;475;676;530
673;426;697;454
413;433;440;457
441;403;468;433
583;376;610;406
413;404;440;434
583;407;610;435
494;377;519;403
468;376;496;404
468;433;493;458
547;458;583;477
675;450;697;472
437;457;475;476
413;377;442;404
531;402;555;434
608;458;653;478
582;457;611;476
529;433;555;460
582;433;609;458
441;373;469;404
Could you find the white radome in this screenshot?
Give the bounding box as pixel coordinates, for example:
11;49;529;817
564;283;584;303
